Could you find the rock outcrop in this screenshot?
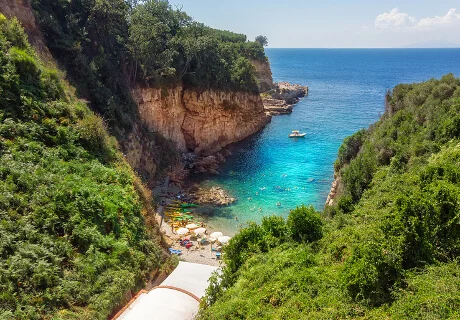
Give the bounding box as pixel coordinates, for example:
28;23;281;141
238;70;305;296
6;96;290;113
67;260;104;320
251;58;275;92
0;0;51;58
133;86;271;155
190;186;237;206
325;176;341;206
262;82;309;115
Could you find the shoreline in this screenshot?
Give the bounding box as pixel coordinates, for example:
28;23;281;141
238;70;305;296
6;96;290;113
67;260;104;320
153;181;233;267
151;80;310;265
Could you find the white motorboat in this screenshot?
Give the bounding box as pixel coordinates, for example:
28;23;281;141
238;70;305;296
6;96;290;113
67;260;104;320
288;130;306;138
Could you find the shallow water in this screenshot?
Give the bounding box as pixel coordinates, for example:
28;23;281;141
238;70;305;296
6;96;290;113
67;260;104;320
195;48;460;235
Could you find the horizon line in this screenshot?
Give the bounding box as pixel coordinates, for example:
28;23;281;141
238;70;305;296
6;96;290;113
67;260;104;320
265;47;460;49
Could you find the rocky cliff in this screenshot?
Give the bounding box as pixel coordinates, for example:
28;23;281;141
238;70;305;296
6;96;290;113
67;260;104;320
2;1;272;184
0;1;168;185
0;0;50;57
251;58;274;92
133;86;270;155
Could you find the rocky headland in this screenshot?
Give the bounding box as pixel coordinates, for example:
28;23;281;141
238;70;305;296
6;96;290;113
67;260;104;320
262;82;308;115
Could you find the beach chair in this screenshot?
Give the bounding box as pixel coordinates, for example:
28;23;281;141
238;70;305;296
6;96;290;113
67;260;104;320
215;252;222;260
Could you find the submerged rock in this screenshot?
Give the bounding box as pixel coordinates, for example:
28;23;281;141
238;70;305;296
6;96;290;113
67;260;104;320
191;186;237;206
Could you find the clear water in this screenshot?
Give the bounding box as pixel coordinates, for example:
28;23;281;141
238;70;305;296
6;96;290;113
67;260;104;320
195;49;460;235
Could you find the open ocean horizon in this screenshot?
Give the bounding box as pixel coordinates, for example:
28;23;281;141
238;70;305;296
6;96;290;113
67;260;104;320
194;48;460;235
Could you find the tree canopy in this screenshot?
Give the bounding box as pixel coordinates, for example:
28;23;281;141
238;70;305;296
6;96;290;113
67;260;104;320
255;35;268;46
31;0;267;121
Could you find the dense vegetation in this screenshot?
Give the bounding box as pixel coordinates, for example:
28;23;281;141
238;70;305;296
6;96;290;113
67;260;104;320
31;0;266;135
198;75;460;319
0;16;171;319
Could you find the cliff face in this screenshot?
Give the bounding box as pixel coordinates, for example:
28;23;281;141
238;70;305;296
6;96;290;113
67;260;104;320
133;86;270;155
251;59;274;92
2;1;272;184
0;0;50;57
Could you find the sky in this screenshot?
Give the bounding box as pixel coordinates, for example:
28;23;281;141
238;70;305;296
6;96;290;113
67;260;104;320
167;0;460;48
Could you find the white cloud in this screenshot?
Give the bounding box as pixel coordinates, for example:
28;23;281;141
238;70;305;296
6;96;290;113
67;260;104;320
375;8;460;30
417;8;460;29
375;8;416;29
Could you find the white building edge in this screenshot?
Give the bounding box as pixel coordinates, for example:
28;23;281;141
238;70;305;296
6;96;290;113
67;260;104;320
114;262;218;320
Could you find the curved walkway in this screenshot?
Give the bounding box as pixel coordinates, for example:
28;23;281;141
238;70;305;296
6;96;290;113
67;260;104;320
114;262;218;320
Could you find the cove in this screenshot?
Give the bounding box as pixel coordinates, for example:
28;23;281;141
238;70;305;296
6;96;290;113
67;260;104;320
194;48;460;235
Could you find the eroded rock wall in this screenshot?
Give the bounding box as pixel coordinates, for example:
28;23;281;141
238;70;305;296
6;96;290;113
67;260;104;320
0;0;51;57
3;1;271;183
251;59;274;92
133;86;270;155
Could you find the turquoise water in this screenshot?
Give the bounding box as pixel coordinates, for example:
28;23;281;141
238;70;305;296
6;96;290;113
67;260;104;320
196;49;460;235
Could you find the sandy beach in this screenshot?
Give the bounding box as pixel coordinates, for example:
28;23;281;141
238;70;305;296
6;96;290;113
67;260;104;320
155;206;224;267
153;180;228;267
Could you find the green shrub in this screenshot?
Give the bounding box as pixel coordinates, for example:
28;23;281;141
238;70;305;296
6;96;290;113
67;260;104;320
389;263;460;319
77;114;118;163
0;16;164;319
9;47;39;80
287;205;323;243
341;150;377;202
223;222;265;275
334;129;367;171
336;194;354;214
341;241;403;306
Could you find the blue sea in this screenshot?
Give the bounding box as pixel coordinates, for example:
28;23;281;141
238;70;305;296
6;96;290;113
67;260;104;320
195;49;460;235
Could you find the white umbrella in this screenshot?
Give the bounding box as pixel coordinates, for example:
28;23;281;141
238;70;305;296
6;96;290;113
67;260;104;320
185;223;198;229
218;236;231;244
194;227;206;236
210;232;223;240
176;227;189;235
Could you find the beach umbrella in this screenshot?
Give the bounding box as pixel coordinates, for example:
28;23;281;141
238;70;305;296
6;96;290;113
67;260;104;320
186;223;198;229
218;236;231;244
210;232;223;240
176;227;189;235
173;214;194;221
194;227;206;236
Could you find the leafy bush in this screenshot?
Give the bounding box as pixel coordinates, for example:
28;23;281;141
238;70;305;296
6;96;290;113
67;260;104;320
287;205;323;243
334;129;367;171
77;114;118;163
389;263;460;319
0;17;165;319
341;241;403;306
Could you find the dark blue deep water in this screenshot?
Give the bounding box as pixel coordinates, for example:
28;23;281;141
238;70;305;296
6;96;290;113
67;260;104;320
198;49;460;235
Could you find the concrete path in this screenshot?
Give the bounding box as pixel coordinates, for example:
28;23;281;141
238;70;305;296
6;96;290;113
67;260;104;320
114;262;218;320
